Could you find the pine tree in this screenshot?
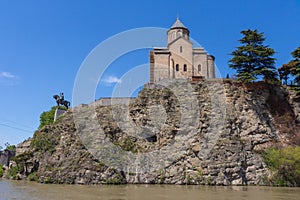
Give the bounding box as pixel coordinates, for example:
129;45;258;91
290;47;300;85
278;64;293;85
283;46;300;95
229;29;277;83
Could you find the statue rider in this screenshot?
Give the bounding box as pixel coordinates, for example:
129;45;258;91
60;92;64;101
53;92;70;109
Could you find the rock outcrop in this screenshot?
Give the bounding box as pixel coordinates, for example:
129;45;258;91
15;80;300;185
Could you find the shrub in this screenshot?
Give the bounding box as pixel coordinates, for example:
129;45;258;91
106;174;125;184
6;166;19;180
44;176;52;184
0;164;3;177
28;172;39;181
39;106;66;128
31;130;58;153
5;145;16;151
262;146;300;186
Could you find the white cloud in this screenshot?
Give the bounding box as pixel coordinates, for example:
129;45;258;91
102;76;122;84
0;72;16;79
0;71;19;86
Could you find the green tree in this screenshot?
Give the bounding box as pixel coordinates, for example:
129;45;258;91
229;29;277;82
290;47;300;85
281;46;300;95
278;64;293;85
5;143;16;151
39;106;66;128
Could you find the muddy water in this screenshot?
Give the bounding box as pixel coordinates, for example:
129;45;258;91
1;180;300;200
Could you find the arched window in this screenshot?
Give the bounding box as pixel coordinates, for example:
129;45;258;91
183;64;187;71
176;30;181;38
180;46;183;53
176;64;179;71
198;64;201;72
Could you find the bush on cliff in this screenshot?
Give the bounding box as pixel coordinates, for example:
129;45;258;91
263;146;300;186
5;144;16;152
31;129;59;154
0;164;3;177
5;166;19;180
39;106;66;128
28;172;39;181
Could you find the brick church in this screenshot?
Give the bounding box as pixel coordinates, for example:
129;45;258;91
150;18;215;83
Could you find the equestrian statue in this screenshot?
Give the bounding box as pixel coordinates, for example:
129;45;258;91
53;92;70;109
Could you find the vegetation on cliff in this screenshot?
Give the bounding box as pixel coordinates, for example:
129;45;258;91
263;146;300;186
5;166;19;180
39;106;67;128
0;164;3;177
5;144;16;152
280;46;300;95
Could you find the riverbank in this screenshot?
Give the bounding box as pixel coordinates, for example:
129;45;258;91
1;179;300;200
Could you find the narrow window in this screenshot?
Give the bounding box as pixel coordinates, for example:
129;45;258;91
183;64;187;71
198;64;201;72
180;46;183;53
176;64;179;71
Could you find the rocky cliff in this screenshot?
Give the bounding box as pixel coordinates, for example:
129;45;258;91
15;80;300;185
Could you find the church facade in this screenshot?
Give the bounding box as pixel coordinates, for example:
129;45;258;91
150;18;215;83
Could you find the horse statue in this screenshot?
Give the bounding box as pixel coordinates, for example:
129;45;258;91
53;94;70;109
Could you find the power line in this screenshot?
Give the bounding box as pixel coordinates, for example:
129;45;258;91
0;118;35;130
0;123;33;133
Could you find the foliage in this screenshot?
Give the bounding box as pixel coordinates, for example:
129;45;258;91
0;164;3;177
31;130;58;153
28;172;39;181
6;166;19;180
278;64;293;85
280;46;300;95
229;29;277;83
39;106;66;128
12;151;34;174
5;144;16;152
13;152;33;164
114;136;138;153
43;176;52;184
289;47;300;95
105;174;125;184
262;146;300;186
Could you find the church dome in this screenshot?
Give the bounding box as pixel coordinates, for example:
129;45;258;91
170;18;188;30
167;18;190;44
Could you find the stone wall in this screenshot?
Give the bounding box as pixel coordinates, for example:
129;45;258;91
95;98;136;106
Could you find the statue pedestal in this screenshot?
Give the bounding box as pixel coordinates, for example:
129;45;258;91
54;108;66;121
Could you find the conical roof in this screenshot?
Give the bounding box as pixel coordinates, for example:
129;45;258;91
170;18;188;29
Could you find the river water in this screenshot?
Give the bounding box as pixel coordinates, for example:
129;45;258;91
1;180;300;200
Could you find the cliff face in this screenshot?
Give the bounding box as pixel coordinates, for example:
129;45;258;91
16;80;300;185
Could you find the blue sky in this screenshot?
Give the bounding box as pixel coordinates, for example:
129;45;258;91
0;0;299;147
